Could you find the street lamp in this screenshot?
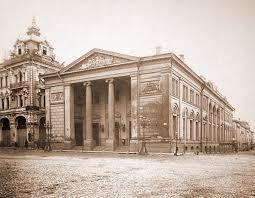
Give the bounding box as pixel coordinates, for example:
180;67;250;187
44;121;53;151
174;131;178;156
139;115;148;155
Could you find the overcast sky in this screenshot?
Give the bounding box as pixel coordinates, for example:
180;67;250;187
0;0;254;130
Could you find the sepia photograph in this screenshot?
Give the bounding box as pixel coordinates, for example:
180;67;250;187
0;0;254;197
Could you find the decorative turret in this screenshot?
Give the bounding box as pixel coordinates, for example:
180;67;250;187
26;17;41;37
8;17;56;61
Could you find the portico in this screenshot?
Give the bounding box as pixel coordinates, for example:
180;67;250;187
67;77;132;150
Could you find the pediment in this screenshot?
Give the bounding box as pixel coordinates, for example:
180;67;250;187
61;48;138;73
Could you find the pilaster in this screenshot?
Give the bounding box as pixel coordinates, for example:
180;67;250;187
129;74;139;152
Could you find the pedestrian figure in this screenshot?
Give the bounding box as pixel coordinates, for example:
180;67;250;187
25;139;28;149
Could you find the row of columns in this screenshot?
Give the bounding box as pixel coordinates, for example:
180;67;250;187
0;96;28;111
64;78;116;150
0;97;11;110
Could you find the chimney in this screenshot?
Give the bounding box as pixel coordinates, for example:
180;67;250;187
155;46;161;55
179;54;185;61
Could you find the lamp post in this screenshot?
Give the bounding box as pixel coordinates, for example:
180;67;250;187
44;121;53;151
174;131;178;156
205;137;208;154
139;115;148;155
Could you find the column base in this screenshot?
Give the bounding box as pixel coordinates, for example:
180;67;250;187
83;139;95;151
129;139;139;153
105;139;116;151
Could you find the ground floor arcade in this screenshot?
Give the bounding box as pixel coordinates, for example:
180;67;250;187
0;114;46;148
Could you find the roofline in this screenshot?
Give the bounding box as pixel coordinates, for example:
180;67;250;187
42;49;235;110
60;48;139;73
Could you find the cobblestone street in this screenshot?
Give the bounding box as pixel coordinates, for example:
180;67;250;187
0;150;254;198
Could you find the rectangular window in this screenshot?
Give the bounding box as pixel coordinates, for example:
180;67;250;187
190;89;194;104
196;93;200;106
5;76;8;87
43;47;47;55
18;46;22;55
20;95;23;107
183;85;188;101
7;98;9;109
2;99;4;109
172;78;179;97
176;79;179;97
182;85;185;100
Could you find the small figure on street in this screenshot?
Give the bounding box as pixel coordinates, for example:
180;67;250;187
25;139;28;149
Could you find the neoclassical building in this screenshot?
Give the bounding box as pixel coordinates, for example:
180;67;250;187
0;19;61;147
43;48;235;153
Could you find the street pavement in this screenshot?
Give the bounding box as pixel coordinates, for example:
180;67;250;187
0;149;254;198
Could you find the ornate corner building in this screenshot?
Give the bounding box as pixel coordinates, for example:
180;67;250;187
42;48;236;153
0;19;61;147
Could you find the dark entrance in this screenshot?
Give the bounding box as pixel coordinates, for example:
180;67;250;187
93;123;100;146
16;116;27;147
115;122;120;147
75;122;83;146
38;117;46;148
1;118;10;146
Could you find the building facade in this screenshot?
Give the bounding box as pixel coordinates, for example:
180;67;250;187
233;120;253;151
0;19;61;147
43;48;235;153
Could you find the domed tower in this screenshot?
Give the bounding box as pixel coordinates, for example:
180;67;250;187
0;18;62;148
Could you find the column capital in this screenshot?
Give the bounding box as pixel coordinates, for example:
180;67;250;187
83;81;92;87
105;78;114;84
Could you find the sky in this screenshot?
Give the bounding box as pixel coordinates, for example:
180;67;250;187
0;0;254;130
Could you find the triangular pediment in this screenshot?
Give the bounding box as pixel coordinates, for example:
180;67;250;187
61;48;138;73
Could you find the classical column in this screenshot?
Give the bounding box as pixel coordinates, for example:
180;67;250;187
4;97;8;110
207;99;210;143
41;94;44;108
45;88;51;124
64;84;75;147
106;78;115;150
17;95;20;108
83;82;94;150
129;74;139;152
179;79;183;139
187;118;190;141
0;98;2;111
9;119;17;145
0;122;2;145
2;74;6;87
8;97;11;109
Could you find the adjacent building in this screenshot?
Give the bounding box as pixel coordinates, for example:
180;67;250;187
42;48;235;153
233;119;253;151
0;19;61;147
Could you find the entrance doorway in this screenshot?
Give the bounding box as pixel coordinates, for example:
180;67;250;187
1;118;10;146
38;117;46;148
115;122;120;147
75;122;83;146
16;116;27;147
93;123;100;146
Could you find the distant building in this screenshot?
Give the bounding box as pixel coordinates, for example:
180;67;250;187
42;48;235;153
233;119;253;151
0;18;61;147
